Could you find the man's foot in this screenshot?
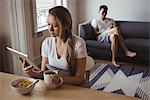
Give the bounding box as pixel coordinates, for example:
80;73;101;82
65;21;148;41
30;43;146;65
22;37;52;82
126;51;136;57
112;60;120;67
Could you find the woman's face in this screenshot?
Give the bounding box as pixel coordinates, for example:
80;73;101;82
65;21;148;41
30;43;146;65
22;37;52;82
99;8;107;19
47;14;60;37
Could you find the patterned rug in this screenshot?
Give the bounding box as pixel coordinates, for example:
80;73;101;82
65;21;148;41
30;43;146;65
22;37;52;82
89;64;150;100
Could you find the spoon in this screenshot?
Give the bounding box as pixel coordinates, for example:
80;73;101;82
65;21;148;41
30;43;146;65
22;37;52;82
27;79;39;88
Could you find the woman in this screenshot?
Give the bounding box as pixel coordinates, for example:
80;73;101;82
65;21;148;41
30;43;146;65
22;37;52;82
22;6;87;85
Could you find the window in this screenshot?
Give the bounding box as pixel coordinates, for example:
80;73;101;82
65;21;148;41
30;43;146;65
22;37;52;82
33;0;67;32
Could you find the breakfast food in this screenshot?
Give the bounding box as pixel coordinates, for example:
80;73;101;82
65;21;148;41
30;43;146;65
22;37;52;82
16;80;32;88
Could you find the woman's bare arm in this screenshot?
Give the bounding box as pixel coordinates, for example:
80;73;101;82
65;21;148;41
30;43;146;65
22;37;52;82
60;57;86;85
41;56;49;71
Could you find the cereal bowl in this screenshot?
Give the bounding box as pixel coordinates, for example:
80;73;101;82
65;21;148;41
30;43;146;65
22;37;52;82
10;77;39;95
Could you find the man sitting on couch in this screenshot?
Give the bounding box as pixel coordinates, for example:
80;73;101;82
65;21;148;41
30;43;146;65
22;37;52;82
91;5;136;67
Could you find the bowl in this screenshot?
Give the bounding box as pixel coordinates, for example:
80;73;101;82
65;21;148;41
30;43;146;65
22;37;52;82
10;77;38;95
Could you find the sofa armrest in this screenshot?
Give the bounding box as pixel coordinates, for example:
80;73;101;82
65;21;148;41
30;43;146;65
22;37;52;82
78;21;96;40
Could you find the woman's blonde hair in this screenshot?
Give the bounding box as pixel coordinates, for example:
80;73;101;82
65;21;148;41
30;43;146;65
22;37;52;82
49;6;76;76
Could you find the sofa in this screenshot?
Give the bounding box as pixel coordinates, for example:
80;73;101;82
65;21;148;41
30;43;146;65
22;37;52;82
78;21;150;65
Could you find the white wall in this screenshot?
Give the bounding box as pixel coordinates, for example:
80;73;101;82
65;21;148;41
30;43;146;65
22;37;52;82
67;0;78;34
78;0;150;23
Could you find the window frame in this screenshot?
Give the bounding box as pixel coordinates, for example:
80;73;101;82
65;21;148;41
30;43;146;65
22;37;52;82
32;0;67;33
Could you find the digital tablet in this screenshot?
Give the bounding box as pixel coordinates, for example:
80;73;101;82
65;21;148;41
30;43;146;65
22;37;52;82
6;47;40;70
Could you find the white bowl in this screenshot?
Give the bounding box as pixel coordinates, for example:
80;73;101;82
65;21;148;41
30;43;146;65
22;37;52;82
10;77;38;95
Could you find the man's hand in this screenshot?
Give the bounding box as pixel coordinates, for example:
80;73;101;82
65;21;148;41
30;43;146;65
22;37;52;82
94;27;100;35
110;23;117;29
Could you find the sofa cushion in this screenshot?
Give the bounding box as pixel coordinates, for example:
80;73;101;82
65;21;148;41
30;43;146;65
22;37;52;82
86;38;150;54
125;38;150;53
86;40;111;51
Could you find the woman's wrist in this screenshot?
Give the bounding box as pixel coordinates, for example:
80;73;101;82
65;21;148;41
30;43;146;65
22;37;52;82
37;70;44;79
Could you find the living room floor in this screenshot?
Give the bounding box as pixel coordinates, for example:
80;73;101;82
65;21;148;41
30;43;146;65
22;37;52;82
95;59;150;72
89;59;150;99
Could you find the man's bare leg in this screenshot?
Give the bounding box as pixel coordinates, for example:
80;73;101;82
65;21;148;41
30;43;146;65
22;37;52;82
117;32;136;57
109;27;136;57
125;51;136;57
109;34;120;67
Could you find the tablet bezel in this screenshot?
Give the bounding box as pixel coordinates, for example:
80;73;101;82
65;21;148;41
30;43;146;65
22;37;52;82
6;47;40;70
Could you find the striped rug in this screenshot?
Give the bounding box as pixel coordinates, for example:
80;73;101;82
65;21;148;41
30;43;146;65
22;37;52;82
89;64;150;100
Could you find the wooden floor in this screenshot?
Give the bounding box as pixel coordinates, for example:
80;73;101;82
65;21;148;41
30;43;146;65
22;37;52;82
95;59;150;72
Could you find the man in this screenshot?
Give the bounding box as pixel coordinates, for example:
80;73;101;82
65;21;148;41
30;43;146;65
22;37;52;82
91;5;136;67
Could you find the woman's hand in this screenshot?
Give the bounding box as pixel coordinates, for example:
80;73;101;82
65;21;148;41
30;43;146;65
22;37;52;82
19;58;42;78
20;58;34;75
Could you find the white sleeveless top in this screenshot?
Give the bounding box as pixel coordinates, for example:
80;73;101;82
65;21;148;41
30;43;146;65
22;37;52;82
41;34;87;70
